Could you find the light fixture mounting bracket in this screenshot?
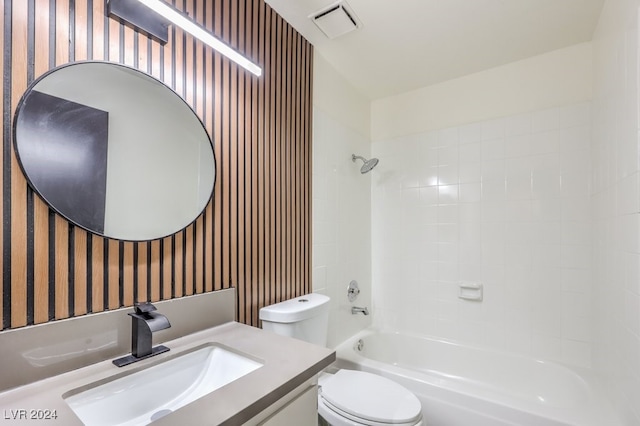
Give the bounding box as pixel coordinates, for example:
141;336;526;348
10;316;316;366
107;0;170;44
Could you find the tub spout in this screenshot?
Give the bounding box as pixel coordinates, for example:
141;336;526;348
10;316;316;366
351;306;369;315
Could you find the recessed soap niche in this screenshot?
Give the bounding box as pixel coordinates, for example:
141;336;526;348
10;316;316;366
459;282;483;302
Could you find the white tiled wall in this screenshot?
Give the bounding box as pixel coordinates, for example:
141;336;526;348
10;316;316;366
313;107;372;348
371;103;592;367
591;0;640;423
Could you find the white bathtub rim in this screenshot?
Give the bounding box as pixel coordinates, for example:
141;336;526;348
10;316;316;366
332;327;621;426
338;326;602;390
344;327;587;373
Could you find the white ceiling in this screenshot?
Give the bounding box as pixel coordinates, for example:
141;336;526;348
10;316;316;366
265;0;604;100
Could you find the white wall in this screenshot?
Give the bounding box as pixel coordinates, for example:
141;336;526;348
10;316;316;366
313;54;371;140
369;44;594;367
312;54;372;348
371;43;593;142
371;102;593;367
591;0;640;423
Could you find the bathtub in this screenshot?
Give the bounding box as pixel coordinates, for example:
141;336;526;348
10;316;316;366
331;329;620;426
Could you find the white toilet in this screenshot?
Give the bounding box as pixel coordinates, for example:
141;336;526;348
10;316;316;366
259;293;424;426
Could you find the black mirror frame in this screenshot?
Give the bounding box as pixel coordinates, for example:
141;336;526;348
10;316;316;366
12;61;216;242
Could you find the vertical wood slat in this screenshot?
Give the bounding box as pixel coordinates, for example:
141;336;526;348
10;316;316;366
264;3;272;311
249;0;259;325
0;0;6;332
1;0;313;330
203;0;214;295
236;0;246;323
25;0;34;327
194;0;204;297
185;0;196;297
274;12;281;304
10;0;28;328
306;42;313;295
285;25;292;301
229;0;239;316
220;0;230;293
29;0;45;325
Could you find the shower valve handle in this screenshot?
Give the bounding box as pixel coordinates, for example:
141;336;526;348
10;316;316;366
347;280;360;302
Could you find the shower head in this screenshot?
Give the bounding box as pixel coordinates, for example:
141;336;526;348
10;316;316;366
352;154;379;174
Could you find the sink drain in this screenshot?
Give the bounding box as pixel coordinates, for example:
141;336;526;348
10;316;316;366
150;409;173;422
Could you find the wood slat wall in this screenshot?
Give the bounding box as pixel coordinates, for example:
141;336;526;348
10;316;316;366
0;0;312;330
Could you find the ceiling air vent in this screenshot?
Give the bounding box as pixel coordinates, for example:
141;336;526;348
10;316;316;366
311;1;360;39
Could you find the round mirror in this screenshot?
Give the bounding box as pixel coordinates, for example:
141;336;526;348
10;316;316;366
13;62;216;241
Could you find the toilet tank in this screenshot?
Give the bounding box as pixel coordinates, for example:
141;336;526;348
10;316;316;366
259;293;330;346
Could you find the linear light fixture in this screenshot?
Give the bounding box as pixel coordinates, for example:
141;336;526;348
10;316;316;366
109;0;262;77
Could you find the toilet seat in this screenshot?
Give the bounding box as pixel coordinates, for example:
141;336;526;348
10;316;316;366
319;370;423;426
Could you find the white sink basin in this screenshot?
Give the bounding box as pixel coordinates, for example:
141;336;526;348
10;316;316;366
64;344;263;426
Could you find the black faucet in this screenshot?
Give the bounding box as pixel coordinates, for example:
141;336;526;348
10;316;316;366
113;302;171;367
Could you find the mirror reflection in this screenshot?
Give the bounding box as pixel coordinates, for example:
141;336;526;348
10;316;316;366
14;62;216;241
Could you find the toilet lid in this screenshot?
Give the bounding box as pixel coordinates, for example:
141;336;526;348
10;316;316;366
320;370;422;424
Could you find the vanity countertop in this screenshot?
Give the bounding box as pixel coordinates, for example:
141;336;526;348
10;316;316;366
0;321;335;425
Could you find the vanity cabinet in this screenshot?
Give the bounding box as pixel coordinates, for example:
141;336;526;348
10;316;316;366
244;379;318;426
